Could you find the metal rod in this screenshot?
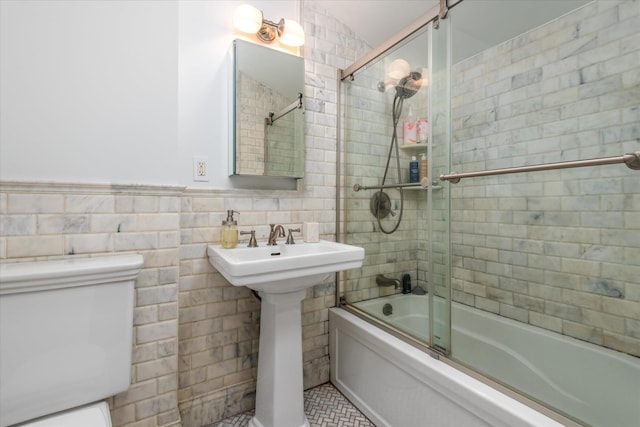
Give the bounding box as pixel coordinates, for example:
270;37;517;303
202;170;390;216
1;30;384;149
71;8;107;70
353;178;436;192
340;5;439;80
440;152;640;184
335;67;344;309
266;93;303;125
340;0;462;80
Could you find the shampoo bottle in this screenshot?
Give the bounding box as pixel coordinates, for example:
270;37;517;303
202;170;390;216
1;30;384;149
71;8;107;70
403;106;417;144
419;152;428;181
409;156;419;183
402;273;412;294
221;210;239;249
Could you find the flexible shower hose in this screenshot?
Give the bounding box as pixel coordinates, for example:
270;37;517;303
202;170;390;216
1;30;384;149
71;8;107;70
376;94;405;234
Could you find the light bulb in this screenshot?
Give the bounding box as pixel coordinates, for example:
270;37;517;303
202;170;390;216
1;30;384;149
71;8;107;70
419;67;429;86
233;4;262;34
279;19;305;47
388;59;410;80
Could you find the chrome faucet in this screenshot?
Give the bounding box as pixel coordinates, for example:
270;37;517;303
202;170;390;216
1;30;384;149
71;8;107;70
267;224;285;245
376;274;400;290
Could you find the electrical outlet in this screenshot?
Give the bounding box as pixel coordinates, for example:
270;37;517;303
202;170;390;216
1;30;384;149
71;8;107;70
193;156;209;182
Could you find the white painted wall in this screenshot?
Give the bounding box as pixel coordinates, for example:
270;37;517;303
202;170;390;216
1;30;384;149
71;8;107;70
177;0;299;189
0;0;299;188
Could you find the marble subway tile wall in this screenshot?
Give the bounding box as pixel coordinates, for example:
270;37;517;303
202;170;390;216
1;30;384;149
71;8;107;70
265;113;300;177
0;3;372;427
177;190;330;425
450;0;640;356
341;44;430;304
0;183;339;427
175;2;374;426
303;0;404;305
237;73;297;176
0;182;183;427
236;73;270;175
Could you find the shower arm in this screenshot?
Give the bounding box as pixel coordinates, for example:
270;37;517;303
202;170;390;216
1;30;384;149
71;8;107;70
440;152;640;184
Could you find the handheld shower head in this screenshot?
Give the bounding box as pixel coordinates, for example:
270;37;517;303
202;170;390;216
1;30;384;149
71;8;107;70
395;71;422;99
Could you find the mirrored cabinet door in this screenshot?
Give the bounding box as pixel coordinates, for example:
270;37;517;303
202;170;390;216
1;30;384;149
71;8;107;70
230;39;305;179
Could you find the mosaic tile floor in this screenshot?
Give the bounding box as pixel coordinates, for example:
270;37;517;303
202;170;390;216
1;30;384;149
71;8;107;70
209;382;376;427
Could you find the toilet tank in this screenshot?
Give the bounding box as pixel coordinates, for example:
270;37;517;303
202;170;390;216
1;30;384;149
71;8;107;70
0;254;143;427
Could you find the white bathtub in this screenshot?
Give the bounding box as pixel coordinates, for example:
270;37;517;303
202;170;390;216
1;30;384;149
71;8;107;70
330;294;640;427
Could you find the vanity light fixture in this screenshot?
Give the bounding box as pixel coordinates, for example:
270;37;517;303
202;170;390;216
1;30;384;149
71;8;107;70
233;4;305;47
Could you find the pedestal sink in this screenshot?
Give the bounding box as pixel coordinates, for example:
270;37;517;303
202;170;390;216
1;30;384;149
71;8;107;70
207;240;364;427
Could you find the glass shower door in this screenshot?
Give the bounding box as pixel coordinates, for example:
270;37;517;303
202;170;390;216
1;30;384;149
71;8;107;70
428;16;452;354
445;1;640;425
340;19;452;353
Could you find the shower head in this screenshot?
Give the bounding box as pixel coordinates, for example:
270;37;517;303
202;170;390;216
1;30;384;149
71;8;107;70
395;71;422;99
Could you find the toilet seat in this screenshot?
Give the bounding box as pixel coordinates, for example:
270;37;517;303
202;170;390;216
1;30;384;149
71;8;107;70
18;401;111;427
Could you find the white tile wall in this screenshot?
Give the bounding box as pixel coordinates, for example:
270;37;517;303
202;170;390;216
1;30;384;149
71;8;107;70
450;0;640;356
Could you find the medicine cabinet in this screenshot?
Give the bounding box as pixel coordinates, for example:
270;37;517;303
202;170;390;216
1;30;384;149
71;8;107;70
230;39;305;178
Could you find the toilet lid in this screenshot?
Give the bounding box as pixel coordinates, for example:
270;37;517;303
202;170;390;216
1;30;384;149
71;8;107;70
19;401;111;427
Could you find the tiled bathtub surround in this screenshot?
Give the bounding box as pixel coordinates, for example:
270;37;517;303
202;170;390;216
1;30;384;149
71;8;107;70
341;31;431;304
0;3;370;427
450;0;640;356
339;0;639;359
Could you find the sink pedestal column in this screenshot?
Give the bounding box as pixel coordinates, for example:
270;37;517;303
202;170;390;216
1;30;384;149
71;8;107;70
249;288;310;427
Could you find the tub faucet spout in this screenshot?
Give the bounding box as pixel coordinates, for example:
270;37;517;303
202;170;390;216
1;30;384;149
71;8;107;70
376;274;400;289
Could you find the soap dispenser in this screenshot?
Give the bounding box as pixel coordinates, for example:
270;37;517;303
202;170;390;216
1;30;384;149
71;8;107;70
221;210;239;249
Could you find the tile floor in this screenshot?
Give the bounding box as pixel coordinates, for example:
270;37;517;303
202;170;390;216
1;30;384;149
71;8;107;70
209;382;376;427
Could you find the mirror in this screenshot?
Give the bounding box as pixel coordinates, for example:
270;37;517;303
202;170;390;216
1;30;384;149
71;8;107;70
230;39;305;178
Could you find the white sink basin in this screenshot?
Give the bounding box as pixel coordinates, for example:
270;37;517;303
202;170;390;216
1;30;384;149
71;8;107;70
208;239;364;427
207;240;364;293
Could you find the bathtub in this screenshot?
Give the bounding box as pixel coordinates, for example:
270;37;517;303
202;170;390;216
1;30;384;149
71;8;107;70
330;294;640;427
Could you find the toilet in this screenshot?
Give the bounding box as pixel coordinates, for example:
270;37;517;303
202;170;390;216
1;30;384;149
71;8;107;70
0;254;143;427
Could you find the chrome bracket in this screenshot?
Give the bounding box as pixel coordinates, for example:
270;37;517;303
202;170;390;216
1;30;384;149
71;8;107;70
434;0;449;29
624;151;640;170
439;0;449;20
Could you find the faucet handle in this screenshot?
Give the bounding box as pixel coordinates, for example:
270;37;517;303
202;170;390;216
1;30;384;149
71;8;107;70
286;228;301;244
240;230;258;247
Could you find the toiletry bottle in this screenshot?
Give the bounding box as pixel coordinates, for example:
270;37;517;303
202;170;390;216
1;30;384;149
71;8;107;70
221;210;239;249
402;273;412;294
403;106;417;144
409;156;419;183
419;152;428;181
417;117;429;143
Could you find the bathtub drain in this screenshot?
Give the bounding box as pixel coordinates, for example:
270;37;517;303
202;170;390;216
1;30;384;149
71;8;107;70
382;303;393;316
